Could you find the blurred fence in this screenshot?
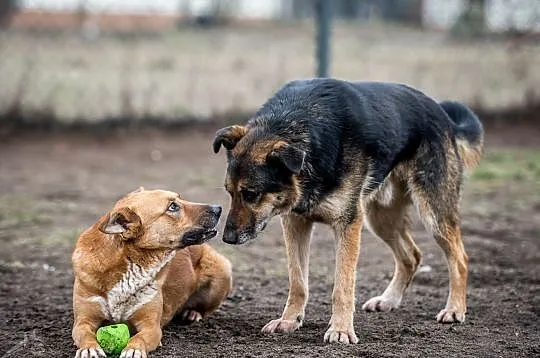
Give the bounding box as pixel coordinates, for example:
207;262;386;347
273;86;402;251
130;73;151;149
0;0;539;123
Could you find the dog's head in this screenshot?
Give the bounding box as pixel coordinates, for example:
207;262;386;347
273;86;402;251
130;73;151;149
99;188;222;249
213;125;305;244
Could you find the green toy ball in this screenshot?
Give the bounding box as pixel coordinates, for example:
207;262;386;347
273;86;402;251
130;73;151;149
96;323;130;356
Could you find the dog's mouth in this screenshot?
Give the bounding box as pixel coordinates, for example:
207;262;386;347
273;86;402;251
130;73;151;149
181;228;218;247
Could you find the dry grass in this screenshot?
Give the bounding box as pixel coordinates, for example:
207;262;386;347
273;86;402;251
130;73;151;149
0;22;539;120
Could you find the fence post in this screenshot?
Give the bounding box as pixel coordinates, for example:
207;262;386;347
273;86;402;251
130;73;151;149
315;0;332;78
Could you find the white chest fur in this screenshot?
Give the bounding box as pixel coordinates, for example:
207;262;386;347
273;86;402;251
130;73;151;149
90;251;176;322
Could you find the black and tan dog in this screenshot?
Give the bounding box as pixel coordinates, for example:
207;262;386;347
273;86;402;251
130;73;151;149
213;78;483;344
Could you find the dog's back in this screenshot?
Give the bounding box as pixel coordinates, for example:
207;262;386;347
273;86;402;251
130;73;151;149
249;78;483;194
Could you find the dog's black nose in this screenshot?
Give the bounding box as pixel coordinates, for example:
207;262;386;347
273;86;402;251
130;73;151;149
222;229;238;245
209;205;222;217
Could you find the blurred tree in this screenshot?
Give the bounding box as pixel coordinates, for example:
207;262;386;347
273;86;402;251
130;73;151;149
0;0;17;28
451;0;486;38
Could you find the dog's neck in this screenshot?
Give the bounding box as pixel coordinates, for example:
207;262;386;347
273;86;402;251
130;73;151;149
121;244;175;268
73;227;177;293
88;240;177;322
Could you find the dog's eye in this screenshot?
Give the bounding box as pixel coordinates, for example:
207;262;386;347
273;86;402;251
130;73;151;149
167;202;180;213
240;189;260;204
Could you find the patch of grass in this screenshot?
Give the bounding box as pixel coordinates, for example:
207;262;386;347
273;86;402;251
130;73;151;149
470;149;540;187
0;195;52;230
464;148;540;215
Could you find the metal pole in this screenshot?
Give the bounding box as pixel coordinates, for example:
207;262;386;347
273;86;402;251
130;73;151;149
315;0;332;78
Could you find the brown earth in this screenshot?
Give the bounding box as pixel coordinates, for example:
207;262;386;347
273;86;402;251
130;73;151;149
0;127;539;358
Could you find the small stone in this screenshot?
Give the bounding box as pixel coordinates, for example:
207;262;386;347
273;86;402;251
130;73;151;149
417;265;432;274
150;149;163;161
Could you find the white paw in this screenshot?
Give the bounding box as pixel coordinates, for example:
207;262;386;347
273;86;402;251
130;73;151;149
436;308;466;323
324;326;359;344
261;318;301;334
362;296;399;312
181;309;203;323
75;347;106;358
120;348;147;358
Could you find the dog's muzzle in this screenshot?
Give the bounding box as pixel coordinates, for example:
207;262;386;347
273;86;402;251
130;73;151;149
180;204;222;247
181;228;218;247
222;218;267;245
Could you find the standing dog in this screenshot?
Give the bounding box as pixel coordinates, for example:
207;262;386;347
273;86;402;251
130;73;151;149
213;79;483;344
72;188;232;358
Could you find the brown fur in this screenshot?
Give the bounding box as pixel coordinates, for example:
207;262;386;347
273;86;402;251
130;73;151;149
72;188;232;358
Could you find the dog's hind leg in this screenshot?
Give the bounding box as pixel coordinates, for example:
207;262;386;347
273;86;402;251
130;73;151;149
262;213;313;334
410;144;468;323
362;182;422;313
177;248;233;325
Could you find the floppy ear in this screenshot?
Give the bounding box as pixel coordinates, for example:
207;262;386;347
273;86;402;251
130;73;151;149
213;125;247;153
267;142;306;174
99;207;143;240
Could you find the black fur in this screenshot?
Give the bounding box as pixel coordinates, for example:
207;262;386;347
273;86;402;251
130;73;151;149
439;100;484;145
242;78;477;216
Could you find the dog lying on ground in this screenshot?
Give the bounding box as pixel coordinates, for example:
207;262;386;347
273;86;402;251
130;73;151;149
213;78;484;344
72;188;232;358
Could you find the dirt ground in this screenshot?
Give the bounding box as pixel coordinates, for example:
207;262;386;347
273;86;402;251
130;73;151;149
0;126;539;358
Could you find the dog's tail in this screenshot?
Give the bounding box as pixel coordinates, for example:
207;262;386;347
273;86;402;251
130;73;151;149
440;101;484;169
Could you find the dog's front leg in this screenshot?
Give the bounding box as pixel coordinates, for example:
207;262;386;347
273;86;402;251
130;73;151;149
72;291;107;358
262;213;313;334
325;215;363;344
121;297;163;358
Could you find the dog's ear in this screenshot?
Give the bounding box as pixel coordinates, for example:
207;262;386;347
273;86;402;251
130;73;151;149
99;207;143;240
267;142;306;174
213;125;247;153
127;186;144;195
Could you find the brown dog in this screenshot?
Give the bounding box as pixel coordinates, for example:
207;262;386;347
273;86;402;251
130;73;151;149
72;188;232;358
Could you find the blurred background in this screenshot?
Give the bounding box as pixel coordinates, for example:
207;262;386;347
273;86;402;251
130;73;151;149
0;0;539;123
1;1;539;357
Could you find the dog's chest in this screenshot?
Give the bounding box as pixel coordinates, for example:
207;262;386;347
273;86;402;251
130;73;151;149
90;251;176;322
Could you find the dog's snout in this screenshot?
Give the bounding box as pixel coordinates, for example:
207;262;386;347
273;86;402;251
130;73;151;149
222;229;239;245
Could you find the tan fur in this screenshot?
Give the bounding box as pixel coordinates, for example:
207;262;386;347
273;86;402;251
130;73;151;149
234;139;289;164
457;137;483;169
310;175;358;223
363;175;422;312
324;214;363;344
72;189;232;358
261;214;313;334
374;139;469;323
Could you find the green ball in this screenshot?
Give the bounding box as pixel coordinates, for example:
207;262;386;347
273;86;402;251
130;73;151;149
96;323;130;356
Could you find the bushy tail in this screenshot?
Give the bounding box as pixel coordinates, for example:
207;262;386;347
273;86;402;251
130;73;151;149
440;100;484;169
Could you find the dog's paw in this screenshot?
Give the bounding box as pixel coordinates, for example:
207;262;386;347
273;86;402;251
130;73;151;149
362;296;399;313
181;309;203;324
75;347;106;358
261;318;301;334
323;326;359;344
436;308;466;323
120;348;147;358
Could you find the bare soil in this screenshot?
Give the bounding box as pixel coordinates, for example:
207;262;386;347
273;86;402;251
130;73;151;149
0;127;539;358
